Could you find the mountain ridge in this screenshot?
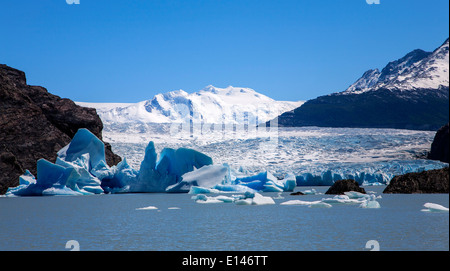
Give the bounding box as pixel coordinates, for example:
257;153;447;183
274;38;449;131
77;85;304;126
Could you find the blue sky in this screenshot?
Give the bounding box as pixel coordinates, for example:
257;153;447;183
1;0;448;102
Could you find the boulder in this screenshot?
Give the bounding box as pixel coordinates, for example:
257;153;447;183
290;191;305;196
325;179;366;195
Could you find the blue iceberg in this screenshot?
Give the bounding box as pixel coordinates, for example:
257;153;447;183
233;171;296;192
134;142;213;192
5;128;216;196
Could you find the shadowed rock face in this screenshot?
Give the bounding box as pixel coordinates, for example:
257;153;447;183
428;123;449;163
0;64;121;194
383;167;449;194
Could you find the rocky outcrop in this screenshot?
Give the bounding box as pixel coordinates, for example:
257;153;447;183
383;167;449;194
290;191;305;196
0;64;121;194
325;179;366;195
428;123;449;163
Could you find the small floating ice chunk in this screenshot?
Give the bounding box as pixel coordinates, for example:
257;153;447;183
344;191;367;199
321;195;361;204
421;203;449;212
359;200;381;209
272;192;284;199
188;186;220;194
251;192;275;205
193;194;234;204
301;188;321;195
309;202;332;208
42;187;83;196
234;198;253;205
213;184;256;193
359;194;381;208
136;206;158;210
168;207;181;210
280;200;321;206
215;195;235;203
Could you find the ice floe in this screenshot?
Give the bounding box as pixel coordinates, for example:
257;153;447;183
421;203;449;212
192;191;275;205
136;206;158;210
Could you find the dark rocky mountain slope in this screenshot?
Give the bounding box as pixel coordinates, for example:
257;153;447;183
0;64;121;194
274;38;449;131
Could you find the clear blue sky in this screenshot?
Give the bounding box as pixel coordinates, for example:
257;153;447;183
1;0;448;102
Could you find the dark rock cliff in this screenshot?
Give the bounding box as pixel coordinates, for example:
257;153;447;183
428;123;449;163
0;64;121;194
383;167;449;194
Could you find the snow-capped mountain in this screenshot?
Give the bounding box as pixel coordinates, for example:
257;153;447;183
342;38;449;95
77;85;304;125
275;38;449;131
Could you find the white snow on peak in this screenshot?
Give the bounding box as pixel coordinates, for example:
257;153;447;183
77;85;304;125
341;38;449;95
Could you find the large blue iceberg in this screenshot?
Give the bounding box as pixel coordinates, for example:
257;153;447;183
5;129;218;196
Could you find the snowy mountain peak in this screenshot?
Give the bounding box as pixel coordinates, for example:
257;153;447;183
77;86;304;125
200;85;258;96
341;38;449;95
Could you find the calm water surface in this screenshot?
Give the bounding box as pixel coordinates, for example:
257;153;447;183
0;186;448;251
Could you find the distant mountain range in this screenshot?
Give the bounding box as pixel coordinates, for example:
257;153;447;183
79;39;449;132
77;85;304;126
275;38;449;131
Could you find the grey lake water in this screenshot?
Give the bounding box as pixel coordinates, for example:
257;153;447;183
0;186;448;251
